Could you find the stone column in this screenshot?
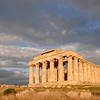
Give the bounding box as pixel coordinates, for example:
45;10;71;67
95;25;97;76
98;66;100;83
86;63;89;82
87;63;91;82
58;57;64;82
94;65;96;83
95;66;98;83
73;57;78;81
78;59;83;82
68;55;73;81
50;59;55;82
29;62;34;86
48;67;50;82
95;66;100;83
83;62;87;82
93;65;96;83
90;64;93;83
91;65;95;83
54;66;57;82
35;63;40;84
42;61;47;83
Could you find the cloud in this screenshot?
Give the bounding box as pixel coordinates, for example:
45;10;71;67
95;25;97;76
0;0;99;66
0;69;28;85
0;0;100;85
0;45;42;68
0;45;41;59
0;0;99;47
59;43;100;65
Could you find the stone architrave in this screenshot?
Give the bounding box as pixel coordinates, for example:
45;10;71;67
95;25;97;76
68;55;73;81
29;63;34;85
35;63;40;84
42;61;47;83
58;57;64;82
73;57;78;81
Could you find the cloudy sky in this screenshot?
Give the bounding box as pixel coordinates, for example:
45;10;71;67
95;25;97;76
0;0;100;85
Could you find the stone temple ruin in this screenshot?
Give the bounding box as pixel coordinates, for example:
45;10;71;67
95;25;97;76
29;49;100;87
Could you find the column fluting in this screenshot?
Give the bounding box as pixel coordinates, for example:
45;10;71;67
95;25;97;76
78;59;84;82
58;57;64;82
50;59;55;82
68;55;73;81
42;61;47;83
29;62;34;85
83;62;87;82
73;57;78;81
35;63;40;84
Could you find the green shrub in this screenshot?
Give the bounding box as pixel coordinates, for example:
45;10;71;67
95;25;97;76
3;88;16;95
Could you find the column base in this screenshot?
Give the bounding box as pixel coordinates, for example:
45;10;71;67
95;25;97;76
28;83;34;87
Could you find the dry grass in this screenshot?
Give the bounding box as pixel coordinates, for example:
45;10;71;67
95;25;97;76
0;85;27;96
0;85;100;100
0;90;100;100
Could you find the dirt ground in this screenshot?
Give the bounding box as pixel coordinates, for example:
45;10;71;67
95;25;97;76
0;85;100;100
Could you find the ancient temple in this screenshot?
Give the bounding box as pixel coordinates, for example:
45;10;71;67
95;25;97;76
28;49;100;87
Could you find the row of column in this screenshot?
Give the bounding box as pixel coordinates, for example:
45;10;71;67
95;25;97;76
73;58;100;83
29;56;100;85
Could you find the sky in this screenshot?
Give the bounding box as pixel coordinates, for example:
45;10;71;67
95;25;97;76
0;0;100;85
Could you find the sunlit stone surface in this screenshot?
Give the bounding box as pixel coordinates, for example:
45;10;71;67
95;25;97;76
29;49;100;87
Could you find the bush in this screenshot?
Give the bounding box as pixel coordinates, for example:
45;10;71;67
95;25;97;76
3;88;16;95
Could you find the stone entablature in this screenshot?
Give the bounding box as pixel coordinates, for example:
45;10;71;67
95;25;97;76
28;49;100;87
41;49;62;55
33;49;83;64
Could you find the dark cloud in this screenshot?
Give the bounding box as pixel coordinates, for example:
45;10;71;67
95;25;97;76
0;45;42;68
0;69;28;85
0;0;100;85
0;0;99;47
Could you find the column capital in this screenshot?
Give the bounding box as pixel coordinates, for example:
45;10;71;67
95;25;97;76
42;61;47;69
68;55;73;58
83;62;87;65
58;55;63;59
35;62;40;66
42;61;47;64
86;62;90;66
29;61;34;67
58;56;63;60
78;59;82;62
78;59;84;63
49;59;54;62
82;60;86;63
74;56;78;60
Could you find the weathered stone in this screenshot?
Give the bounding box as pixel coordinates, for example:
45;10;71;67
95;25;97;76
28;49;100;87
66;91;79;98
80;91;91;99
